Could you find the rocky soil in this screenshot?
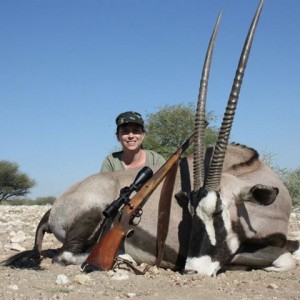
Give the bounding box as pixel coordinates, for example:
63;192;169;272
0;204;300;300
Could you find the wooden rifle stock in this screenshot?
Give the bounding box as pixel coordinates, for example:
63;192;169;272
85;133;195;271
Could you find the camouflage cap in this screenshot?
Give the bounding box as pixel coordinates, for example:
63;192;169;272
115;111;144;128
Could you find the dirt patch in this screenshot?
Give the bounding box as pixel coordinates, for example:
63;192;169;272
1;205;300;300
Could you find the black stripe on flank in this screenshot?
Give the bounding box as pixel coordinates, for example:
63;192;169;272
60;207;103;255
240;233;288;251
125;226;184;270
124;190;192;271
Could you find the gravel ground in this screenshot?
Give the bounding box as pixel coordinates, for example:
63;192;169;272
0;204;300;300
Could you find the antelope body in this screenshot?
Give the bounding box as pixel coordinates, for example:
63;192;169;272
3;0;300;275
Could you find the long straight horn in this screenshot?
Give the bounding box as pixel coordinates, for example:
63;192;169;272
205;0;264;191
193;12;222;191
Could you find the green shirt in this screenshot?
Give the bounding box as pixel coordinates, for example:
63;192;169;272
100;150;166;173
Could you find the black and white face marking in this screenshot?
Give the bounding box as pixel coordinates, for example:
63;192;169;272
185;190;240;276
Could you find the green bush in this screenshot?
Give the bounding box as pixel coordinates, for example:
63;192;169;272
282;168;300;207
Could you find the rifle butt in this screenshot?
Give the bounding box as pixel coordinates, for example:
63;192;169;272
84;223;125;271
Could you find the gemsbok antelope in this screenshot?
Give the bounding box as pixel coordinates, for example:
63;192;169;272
3;0;300;276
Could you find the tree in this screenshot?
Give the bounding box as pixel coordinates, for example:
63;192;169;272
143;102;218;158
0;160;36;201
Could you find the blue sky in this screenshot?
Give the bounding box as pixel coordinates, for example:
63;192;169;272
1;0;299;199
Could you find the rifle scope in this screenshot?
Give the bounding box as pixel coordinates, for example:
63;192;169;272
103;166;153;219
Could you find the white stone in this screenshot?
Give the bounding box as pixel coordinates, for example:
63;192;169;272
10;231;26;243
126;293;137;298
74;274;90;285
8;284;19;290
56;274;70;285
8;242;26;252
111;270;129;281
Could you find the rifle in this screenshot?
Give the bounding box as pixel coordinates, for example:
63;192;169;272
102;166;154;221
83;132;195;271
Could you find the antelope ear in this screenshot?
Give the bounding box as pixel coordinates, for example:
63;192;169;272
249;184;279;206
238;184;279;206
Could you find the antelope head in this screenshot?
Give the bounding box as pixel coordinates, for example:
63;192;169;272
185;0;265;276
